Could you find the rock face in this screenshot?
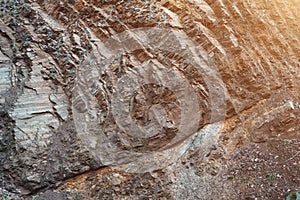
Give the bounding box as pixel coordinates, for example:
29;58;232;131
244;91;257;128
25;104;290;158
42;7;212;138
0;0;299;199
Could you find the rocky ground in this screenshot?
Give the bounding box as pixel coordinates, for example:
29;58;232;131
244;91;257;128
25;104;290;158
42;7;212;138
0;0;299;199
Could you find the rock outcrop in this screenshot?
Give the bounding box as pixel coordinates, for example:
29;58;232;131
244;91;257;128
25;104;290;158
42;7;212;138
0;0;299;199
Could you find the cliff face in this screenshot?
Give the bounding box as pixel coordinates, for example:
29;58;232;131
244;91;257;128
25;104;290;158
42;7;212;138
0;0;299;199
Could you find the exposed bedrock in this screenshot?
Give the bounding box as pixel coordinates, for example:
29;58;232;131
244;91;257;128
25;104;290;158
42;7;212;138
0;0;299;199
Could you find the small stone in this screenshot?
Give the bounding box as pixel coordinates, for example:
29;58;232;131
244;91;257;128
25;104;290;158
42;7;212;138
26;173;41;183
79;166;90;173
111;177;121;185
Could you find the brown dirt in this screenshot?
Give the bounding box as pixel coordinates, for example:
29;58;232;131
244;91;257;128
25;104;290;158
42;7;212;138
226;138;300;199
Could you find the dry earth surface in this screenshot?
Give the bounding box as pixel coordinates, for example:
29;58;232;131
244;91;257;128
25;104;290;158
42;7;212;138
0;0;299;199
